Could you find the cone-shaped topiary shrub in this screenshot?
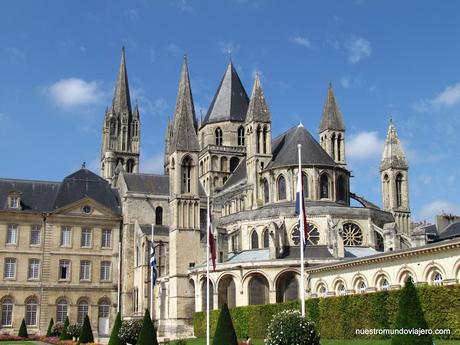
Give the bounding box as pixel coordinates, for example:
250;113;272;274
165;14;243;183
79;315;94;344
18;318;28;338
136;309;158;345
46;318;54;337
60;316;72;340
391;279;433;345
212;303;238;345
108;312;126;345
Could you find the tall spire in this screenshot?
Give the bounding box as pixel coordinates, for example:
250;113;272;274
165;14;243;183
318;83;345;133
169;56;199;153
380;119;408;171
112;46;132;115
246;73;271;123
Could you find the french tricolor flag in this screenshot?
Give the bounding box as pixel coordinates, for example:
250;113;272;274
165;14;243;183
295;152;308;250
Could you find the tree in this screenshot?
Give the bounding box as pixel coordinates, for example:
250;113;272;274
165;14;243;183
136;309;158;345
68;324;82;340
60;316;72;340
46;318;54;337
18;318;28;338
391;279;433;345
79;315;94;344
119;319;143;344
108;312;126;345
212;303;238;345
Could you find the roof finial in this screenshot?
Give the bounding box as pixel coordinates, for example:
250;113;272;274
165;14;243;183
298;121;304;128
82;162;86;169
328;81;333;89
389;115;393;124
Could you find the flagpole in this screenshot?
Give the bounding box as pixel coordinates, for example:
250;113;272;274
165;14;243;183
151;224;154;316
298;144;305;317
206;196;210;345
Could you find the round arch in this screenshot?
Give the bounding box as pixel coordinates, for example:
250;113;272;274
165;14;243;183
372;271;391;290
422;263;447;282
351;273;369;290
247;273;269;305
395;266;418;285
275;270;299;303
217;275;236;308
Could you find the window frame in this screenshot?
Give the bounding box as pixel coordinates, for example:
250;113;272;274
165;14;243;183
101;229;112;249
60;226;72;247
4;258;16;279
58;260;71;281
1;298;13;326
28;258;40;280
81;228;92;248
30;225;41;246
79;260;91;281
100;261;111;281
6;224;18;245
25;298;38;326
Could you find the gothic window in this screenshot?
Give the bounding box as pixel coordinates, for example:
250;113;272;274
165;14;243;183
201;280;214;311
317;284;327;298
56;298;68;323
320;174;330;199
262;229;269;248
155;207;163;225
256;125;261;153
199;161;203;175
110;120;116;135
276;271;298;303
263;179;269;204
380;277;390;291
331;133;336;159
357;280;367;294
182;156;192;193
342;223;363;246
383;174;390;207
122;127;127;151
302;173;308;199
25;298;38;326
126;159;135;173
248;274;269;305
263;126;268;153
238;126;245;146
215;127;223;146
337;175;347;202
213;177;219;188
218;275;236;308
396;173;403;207
251;230;259;249
277;175;286;201
336;282;346;296
337;134;342;161
291;223;320;245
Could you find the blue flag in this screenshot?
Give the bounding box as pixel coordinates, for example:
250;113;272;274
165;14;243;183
150;241;157;285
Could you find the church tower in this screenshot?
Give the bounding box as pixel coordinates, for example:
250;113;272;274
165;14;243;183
166;56;201;337
245;73;272;208
101;47;140;183
380;119;411;235
318;83;346;166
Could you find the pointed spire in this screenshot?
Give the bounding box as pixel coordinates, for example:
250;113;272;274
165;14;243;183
203;61;249;125
380;119;408;171
133;100;140;119
169;56;199;153
112;46;132;116
318;83;345;133
246;72;271;123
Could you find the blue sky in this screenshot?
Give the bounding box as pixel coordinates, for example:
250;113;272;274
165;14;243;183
0;0;459;223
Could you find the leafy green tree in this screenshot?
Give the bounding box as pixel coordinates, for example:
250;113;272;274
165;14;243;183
68;324;82;340
136;309;158;345
108;312;126;345
18;318;28;338
119;319;143;344
60;316;72;340
212;303;238;345
78;315;94;344
46;318;54;337
391;279;433;345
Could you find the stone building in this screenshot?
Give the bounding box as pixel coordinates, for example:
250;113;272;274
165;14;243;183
1;47;459;339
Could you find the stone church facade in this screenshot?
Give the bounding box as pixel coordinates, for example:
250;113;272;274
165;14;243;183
1;48;460;339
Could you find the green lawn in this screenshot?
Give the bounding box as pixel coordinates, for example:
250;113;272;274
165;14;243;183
171;339;460;345
0;342;36;345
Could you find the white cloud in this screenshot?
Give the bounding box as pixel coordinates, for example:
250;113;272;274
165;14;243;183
125;8;139;21
414;82;460;112
346;36;372;64
419;201;460;222
290;36;313;50
132;87;170;116
142;153;164;174
348;131;384;160
218;41;240;55
178;0;193;12
47;78;105;108
340;76;350;89
164;43;183;56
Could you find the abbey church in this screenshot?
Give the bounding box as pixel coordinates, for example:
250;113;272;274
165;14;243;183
1;48;459;339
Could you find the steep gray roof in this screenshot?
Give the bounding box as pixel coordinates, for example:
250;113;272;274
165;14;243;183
380;119;408;171
281;245;333;259
221;158;247;190
245;73;271;123
438;222;460;240
318;83;345;132
112;47;132;116
169;57;200;153
203;62;249;125
140;224;170;236
123;173;169;195
267;124;337;169
54;169;121;214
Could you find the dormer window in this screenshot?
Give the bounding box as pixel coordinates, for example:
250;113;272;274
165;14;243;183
8;191;21;209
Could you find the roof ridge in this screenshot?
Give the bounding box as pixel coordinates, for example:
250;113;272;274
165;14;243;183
0;177;61;184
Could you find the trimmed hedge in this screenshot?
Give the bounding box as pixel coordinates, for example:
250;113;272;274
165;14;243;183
194;284;460;340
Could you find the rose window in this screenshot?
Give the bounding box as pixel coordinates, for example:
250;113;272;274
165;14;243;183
341;223;363;246
291;223;320;246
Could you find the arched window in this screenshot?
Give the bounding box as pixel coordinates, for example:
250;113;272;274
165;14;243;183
122;127;127;151
331;133;336;159
256;126;261;153
263;179;269;204
220;157;228;172
56;298;68;323
318;284;327;298
291;223;320;246
248;274;269;305
337;175;346;202
277;175;286;201
302;173;308;199
337;134;342;161
1;298;13;326
432;272;443;286
238;126;245;146
262;229;269;248
201;280;214;311
263;126;268;153
320;174;329;199
182;156;192;193
77;299;89;324
383;174;390;207
251;230;259;249
25;298;38;326
98;299;111;336
396;173;403;207
337;282;346;296
218;276;236;309
357;280;367;294
213;177;219;188
377;276;390;291
215;127;223;146
126;159;135;173
342;223;363;246
155;207;163;225
276;272;298;303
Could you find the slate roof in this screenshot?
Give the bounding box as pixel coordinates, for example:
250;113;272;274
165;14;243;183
281;245;333;259
140;224;170;236
203;62;249;125
0;168;121;214
245;73;271;123
112;47;132;116
221;158;247;190
124;173;170;195
267;124;337;169
344;246;381;258
438;222;460;240
318;83;345;132
380;119;408;171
